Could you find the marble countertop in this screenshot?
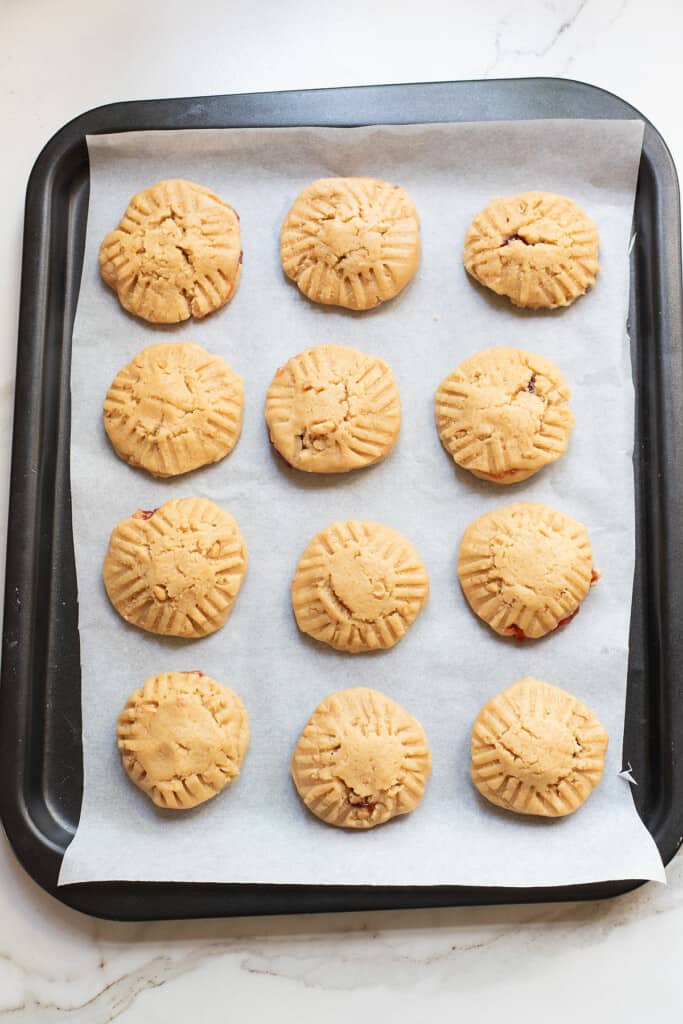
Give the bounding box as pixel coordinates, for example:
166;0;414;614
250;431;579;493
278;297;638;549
1;0;681;1018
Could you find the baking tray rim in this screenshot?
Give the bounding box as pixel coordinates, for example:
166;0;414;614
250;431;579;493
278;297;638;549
26;76;683;176
2;76;682;919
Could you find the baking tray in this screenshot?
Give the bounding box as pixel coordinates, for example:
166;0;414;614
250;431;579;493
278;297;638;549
1;78;682;920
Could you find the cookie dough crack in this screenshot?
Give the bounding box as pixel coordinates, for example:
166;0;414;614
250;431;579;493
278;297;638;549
318;215;390;269
460;369;551;475
502;232;527;246
334;770;388;812
324;579;359;624
496;726;576;784
297;379;351;453
164;208;204;310
324;562;394;629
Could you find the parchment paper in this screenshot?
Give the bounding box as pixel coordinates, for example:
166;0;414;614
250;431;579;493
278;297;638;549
58;119;666;887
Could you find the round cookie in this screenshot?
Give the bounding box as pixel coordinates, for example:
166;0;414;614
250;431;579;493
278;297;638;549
291;687;432;829
99;179;242;324
435;347;574;484
117;671;249;809
103;497;247;638
291;520;429;652
280;177;420;310
104;342;243;478
471;677;608;817
265;343;401;473
457;502;598;639
463;191;600;309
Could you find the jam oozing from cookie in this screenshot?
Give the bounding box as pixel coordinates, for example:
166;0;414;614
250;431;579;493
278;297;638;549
238;250;243;265
505;624;526;641
526;374;537;393
503;233;526;246
591;568;601;585
552;605;580;632
505;602;582;641
133;508;159;520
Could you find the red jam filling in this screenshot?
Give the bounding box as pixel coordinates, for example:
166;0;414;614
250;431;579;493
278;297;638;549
503;232;525;246
552;605;580;632
504;624;526;641
526;374;537;393
503;568;598;640
505;605;582;641
133;508;158;520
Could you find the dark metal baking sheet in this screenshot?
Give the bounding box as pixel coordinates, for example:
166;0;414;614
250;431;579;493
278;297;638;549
1;78;682;920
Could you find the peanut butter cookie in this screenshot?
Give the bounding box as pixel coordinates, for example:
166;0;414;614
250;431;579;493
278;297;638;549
99;179;241;323
463;191;599;309
457;502;598;639
280;177;420;310
265;343;401;473
117;671;249;809
103;498;247;638
291;520;429;652
104;342;243;477
291;687;431;828
471;677;608;817
435;347;574;483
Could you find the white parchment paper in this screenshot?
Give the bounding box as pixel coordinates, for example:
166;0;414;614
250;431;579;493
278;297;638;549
58;119;666;887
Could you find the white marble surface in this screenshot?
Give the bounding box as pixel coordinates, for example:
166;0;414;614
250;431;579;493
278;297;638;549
1;0;682;1018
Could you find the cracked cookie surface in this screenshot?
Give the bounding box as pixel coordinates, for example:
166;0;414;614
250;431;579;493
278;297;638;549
435;347;574;484
291;687;431;828
103;497;247;638
291;520;429;653
117;671;249;809
471;677;608;817
280;177;420;310
99;179;242;323
104;342;243;477
463;191;599;309
265;343;401;473
457;502;597;639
